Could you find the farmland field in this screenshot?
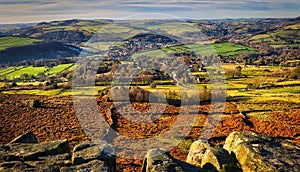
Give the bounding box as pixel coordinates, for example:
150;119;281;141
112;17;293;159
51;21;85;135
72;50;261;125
0;63;75;80
250;23;300;48
0;66;25;77
0;36;40;50
132;49;169;59
135;21;201;36
133;42;255;59
4;66;47;79
44;63;75;76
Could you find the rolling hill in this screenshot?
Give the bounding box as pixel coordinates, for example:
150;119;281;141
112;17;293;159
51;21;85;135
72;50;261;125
5;19;112;45
249;23;300;48
0;40;80;64
0;17;299;64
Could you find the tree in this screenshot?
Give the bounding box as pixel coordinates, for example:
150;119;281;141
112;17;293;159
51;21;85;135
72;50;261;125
225;66;242;79
21;73;30;80
235;66;242;77
11;82;18;87
290;66;300;79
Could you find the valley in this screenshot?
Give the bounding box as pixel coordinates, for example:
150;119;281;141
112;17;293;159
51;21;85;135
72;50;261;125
0;17;299;171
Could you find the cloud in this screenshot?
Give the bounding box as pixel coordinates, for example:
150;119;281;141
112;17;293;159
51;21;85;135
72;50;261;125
0;0;299;23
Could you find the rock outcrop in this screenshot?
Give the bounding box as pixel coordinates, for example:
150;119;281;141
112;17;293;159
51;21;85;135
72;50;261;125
200;147;239;171
0;132;116;172
71;141;116;171
223;131;300;172
8;131;38;144
186;131;300;172
142;148;202;172
186;140;209;167
2;131;299;172
186;140;240;171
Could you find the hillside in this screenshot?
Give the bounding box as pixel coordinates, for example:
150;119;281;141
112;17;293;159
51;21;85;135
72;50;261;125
0;36;41;51
5;19;112;45
249;23;300;48
0;17;299;64
0;41;80;64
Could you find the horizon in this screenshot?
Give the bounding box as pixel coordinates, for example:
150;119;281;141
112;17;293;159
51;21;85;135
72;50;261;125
1;16;299;25
0;0;299;24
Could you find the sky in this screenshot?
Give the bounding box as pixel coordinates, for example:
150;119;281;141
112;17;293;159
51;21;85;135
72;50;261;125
0;0;299;24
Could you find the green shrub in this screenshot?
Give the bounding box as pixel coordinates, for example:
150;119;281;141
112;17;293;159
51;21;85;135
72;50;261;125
51;83;59;89
11;82;18;87
30;99;42;108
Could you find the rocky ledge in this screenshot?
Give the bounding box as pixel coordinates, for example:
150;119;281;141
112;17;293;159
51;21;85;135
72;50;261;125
143;131;300;172
0;132;116;172
1;131;299;172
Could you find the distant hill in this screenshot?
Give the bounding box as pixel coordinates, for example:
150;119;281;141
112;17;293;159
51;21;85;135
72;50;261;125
0;23;36;32
0;19;114;64
4;19;112;45
0;40;80;64
0;36;41;51
248;22;300;48
0;17;299;64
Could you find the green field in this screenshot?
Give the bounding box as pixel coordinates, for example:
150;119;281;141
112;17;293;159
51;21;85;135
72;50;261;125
32;20;107;35
220;64;300;112
0;36;40;50
132;49;170;59
250;23;300;48
45;63;75;76
0;63;75;80
5;66;47;79
1;86;107;96
134;42;254;58
135;21;201;36
0;66;25;77
213;42;255;57
2;89;62;96
182;42;254;57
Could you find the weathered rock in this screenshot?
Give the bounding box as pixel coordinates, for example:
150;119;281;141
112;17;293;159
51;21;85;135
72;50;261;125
201;147;241;172
0;161;36;172
0;133;118;171
224;131;300;172
186;140;210;167
72;141;116;172
9;131;38;144
73;142;97;153
25;153;71;170
38;152;71;163
1;139;70;162
142;148;202;172
61;160;110;172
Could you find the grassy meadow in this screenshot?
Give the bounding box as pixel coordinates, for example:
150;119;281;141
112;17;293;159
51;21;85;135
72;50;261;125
0;63;75;80
0;36;40;50
133;42;255;59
